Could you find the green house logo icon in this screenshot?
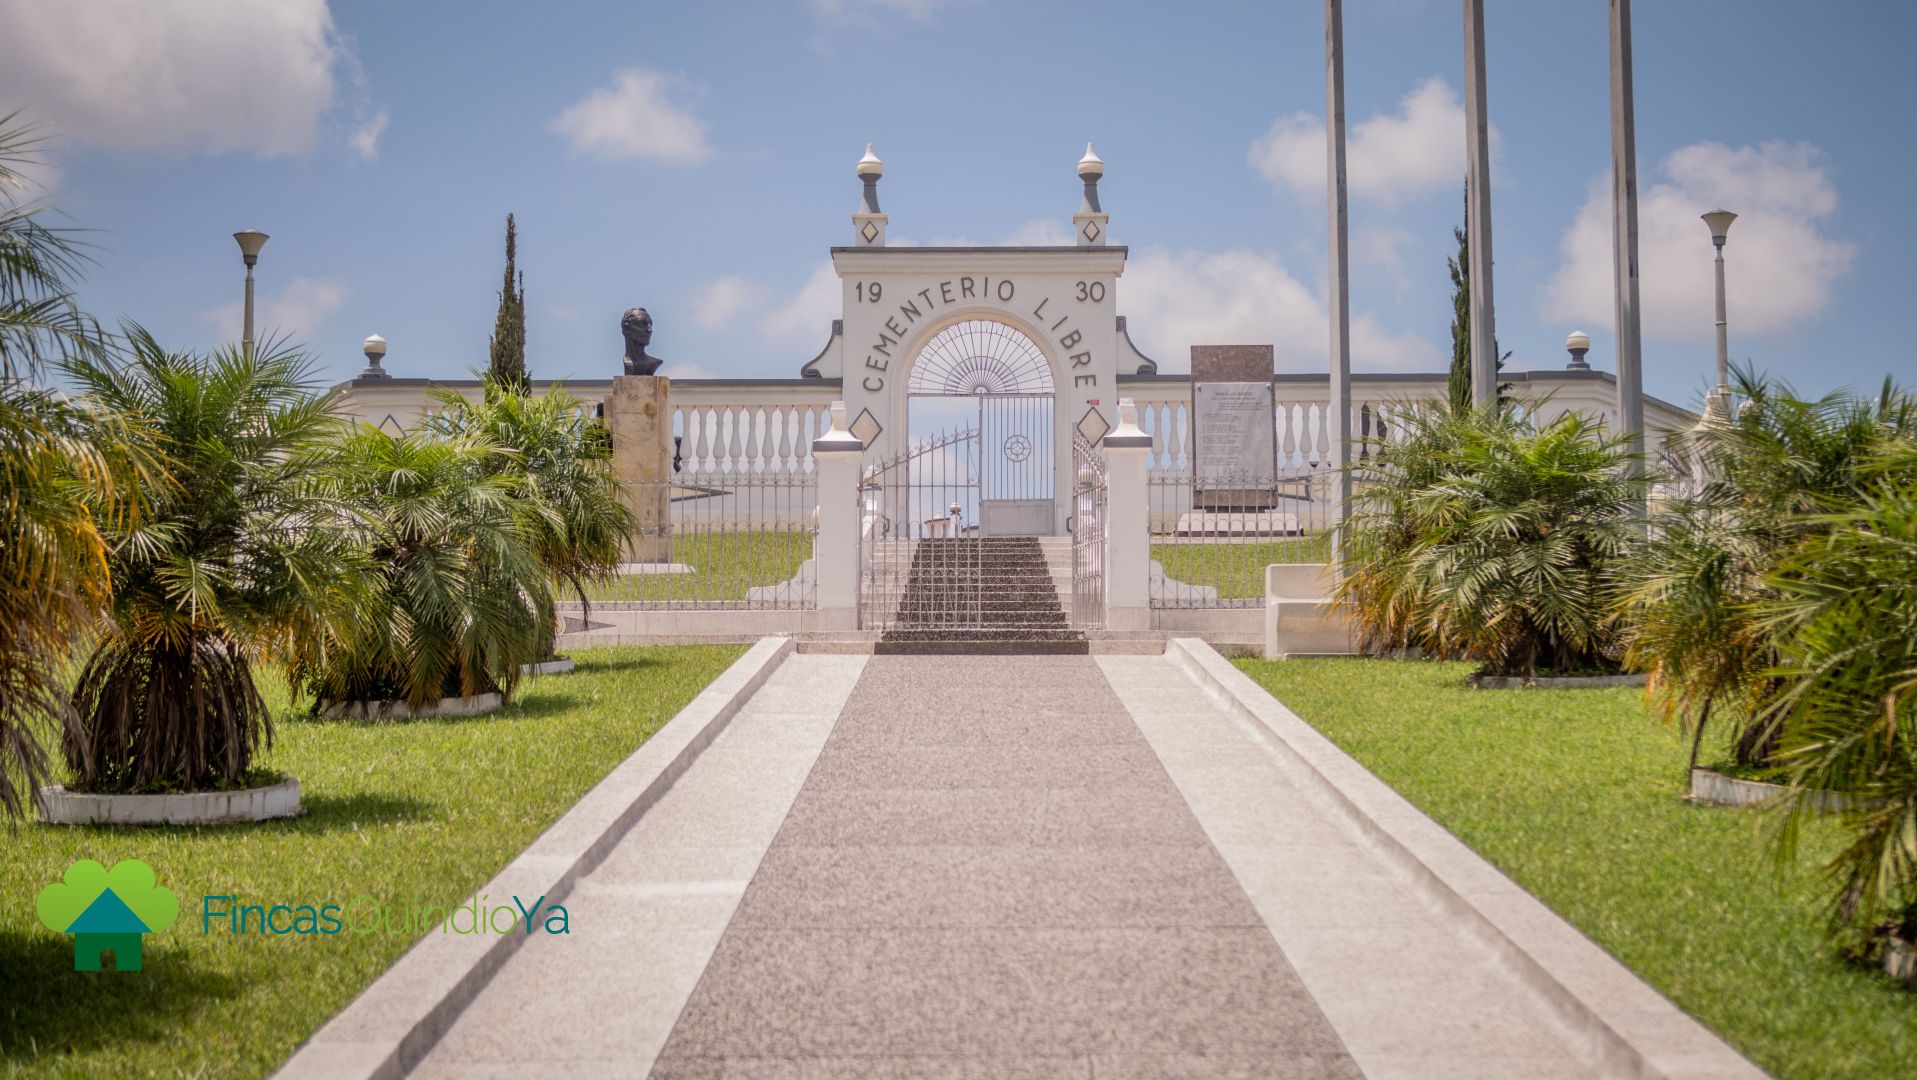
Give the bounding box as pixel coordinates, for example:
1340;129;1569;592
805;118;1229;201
35;859;179;972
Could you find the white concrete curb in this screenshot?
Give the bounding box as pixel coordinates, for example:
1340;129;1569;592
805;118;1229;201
37;777;302;825
273;636;797;1080
1164;638;1769;1080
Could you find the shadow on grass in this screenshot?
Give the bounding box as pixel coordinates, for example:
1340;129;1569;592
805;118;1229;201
0;928;241;1065
292;791;436;829
566;654;671;676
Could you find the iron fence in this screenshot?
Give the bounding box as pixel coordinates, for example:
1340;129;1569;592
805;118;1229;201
1147;469;1334;609
1070;435;1106;629
570;470;817;610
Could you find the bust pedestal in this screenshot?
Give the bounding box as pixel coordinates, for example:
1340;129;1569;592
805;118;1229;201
604;375;673;564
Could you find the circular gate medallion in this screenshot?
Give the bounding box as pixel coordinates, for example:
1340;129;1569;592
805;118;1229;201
1003;433;1033;463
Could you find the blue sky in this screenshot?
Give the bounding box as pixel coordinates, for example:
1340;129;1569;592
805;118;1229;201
3;0;1911;407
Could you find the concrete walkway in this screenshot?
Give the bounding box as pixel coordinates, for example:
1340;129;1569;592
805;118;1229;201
409;651;1755;1079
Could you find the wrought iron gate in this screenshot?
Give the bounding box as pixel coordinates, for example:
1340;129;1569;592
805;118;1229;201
977;393;1054;535
1070;434;1106;629
860;428;983;632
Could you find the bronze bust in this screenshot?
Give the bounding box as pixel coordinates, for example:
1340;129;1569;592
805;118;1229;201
621;307;663;376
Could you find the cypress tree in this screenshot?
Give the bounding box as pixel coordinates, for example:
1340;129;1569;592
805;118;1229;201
1446;210;1472;413
1445;185;1508;412
488;214;528;392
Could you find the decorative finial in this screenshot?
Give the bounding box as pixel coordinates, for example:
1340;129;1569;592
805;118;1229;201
360;333;390;379
1074;141;1107;242
853;143;887;244
1564;330;1591;371
1077;142;1103;179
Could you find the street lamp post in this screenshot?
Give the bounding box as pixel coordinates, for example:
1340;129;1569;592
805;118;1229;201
1702;209;1738;421
233;230;269;359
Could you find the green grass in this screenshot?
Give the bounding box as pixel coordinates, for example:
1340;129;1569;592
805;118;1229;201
0;644;744;1079
579;530;812;603
1151;534;1330;598
1233;657;1917;1080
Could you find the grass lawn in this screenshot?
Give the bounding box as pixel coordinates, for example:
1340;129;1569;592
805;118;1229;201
1151;534;1330;598
1234;657;1917;1080
0;643;744;1079
579;530;811;603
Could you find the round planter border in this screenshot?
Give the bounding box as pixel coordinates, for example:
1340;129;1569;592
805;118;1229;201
1469;672;1648;690
321;692;504;721
1885;934;1917;986
38;777;302;826
1688;767;1867;812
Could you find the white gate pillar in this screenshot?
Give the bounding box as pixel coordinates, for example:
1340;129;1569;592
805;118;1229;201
812;402;865;631
1101;398;1152;631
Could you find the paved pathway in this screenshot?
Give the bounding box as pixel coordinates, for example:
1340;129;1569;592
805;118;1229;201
412;653;1626;1078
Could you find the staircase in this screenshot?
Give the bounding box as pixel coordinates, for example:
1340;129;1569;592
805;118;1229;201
874;536;1088;655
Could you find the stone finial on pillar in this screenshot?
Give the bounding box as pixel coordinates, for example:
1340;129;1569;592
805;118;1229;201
811;400;865;630
1073;143;1109;247
1565;330;1592;370
359;334;391;380
853;144;887;247
1101;397;1151;630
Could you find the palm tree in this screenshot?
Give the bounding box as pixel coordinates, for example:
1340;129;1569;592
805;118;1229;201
0;113;157;818
423;378;633;656
1619;370;1917;773
1339;403;1644;678
292;425;550;710
58;331;364;792
1762;441;1917;948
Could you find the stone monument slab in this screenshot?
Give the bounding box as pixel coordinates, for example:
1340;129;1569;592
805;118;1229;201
1191;345;1277;511
603;375;673;563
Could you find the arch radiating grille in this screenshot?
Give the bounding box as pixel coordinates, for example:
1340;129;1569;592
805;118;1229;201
906;320;1054;396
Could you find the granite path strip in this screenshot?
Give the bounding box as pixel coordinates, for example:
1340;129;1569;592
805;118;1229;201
648;655;1363;1079
408;653;869;1079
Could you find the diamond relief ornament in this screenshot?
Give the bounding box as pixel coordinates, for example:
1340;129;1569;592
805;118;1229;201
860;220;879;244
1076;406;1111;444
849;407;883;447
1081;220;1101;243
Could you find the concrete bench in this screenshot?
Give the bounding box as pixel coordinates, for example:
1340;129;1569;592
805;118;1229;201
1263;563;1357;660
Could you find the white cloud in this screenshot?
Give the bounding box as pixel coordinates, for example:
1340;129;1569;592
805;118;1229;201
1252;77;1486;207
690;275;769;331
0;0;343;157
1122;247;1439;373
551;69;712;165
761;263;843;352
347;109;388;161
201;276;349;345
1001;218;1075;246
807;0;963;22
1353;226;1416;300
1543;140;1855;342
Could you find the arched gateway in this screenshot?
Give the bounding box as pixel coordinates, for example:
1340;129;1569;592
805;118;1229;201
797;144;1155;535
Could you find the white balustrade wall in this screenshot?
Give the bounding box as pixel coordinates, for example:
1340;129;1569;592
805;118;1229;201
669;392;839;478
328;370;1695;482
1119;371;1696;477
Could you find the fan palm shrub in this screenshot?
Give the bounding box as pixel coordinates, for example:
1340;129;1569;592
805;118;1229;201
1339;404;1644;679
1762;440;1917;951
58;331;364;792
422;378;633;657
1619;371;1917;772
292;426;551;709
1;114;165;816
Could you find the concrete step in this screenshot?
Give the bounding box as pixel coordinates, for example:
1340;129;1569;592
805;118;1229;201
872;638;1090;655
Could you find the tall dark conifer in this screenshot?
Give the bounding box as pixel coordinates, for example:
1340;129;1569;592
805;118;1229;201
1446;209;1472;413
488;214;528;392
1446;185;1508;412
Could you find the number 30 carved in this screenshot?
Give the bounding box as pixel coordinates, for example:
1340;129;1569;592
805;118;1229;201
1075;280;1106;302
